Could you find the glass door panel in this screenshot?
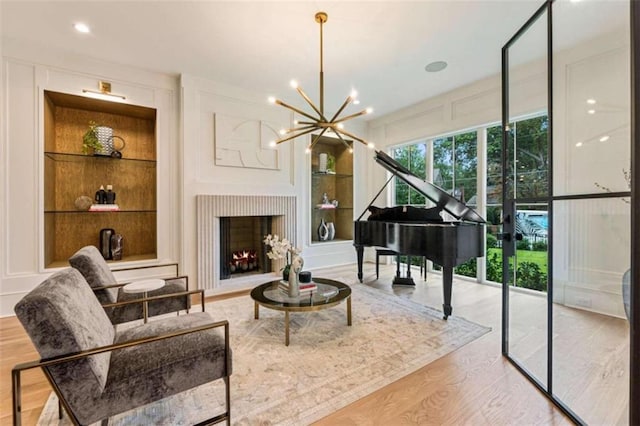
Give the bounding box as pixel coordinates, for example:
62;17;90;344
551;1;630;422
503;3;549;388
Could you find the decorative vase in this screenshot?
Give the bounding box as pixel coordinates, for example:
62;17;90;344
94;126;114;156
287;255;304;297
327;222;335;240
319;153;328;172
318;218;329;241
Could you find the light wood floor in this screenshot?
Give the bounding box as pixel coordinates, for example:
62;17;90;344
0;262;630;425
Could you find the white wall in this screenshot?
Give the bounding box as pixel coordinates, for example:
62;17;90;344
180;74;368;292
0;38;181;316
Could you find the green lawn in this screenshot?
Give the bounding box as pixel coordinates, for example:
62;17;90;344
488;247;548;274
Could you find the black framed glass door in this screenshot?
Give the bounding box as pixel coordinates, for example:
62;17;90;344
501;1;632;424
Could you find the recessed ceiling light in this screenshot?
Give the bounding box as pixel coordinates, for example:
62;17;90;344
588;109;596;114
74;22;90;34
425;61;448;73
575;142;583;147
586;98;596;104
599;135;610;142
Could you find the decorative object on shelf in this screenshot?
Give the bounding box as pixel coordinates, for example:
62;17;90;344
332;199;339;208
263;234;301;282
95;185;107;204
99;228;115;260
318;218;330;241
89;204;119;212
267;12;375;154
82;121;126;157
105;185;116;204
74;195;93;211
322;192;330;205
319;153;328;172
326;153;336;173
327;222;336;240
287;254;305;297
110;234;124;260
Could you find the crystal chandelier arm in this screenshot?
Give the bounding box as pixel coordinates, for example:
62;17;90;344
274;99;320;122
309;128;330;150
328;95;354;123
334;127;368;145
276;126;319;144
296;86;328;122
333;108;369;124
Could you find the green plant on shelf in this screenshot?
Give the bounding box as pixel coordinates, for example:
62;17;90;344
82;121;103;154
326;154;336;173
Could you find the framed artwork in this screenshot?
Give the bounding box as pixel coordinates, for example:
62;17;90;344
214;113;280;170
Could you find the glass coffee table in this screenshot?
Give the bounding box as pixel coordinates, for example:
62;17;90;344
250;277;352;346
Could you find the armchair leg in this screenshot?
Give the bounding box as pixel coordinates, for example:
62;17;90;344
101;418;109;426
12;369;21;426
225;376;231;426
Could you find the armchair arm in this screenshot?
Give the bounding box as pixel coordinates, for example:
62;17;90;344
12;319;229;426
102;289;206;312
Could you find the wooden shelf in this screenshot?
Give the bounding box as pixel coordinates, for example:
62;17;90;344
310;136;354;243
43;90;158;267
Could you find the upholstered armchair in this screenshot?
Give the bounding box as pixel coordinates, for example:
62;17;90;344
12;268;231;425
69;245;203;324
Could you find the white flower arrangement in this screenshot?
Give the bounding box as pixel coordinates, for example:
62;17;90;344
263;234;301;264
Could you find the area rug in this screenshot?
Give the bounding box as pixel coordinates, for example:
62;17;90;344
38;280;490;425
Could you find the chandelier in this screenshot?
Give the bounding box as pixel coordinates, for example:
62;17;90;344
268;12;374;154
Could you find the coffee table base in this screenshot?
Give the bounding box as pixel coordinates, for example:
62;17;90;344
254;297;351;346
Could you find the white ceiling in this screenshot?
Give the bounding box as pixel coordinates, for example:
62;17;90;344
0;1;628;118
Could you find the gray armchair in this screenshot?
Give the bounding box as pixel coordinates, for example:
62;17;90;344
12;268;231;425
69;245;202;324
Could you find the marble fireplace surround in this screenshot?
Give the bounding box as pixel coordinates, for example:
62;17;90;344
196;195;297;290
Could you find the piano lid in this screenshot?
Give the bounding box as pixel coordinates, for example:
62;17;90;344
375;150;485;224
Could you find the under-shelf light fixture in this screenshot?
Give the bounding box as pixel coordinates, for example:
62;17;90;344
82;81;126;102
268;12;375;154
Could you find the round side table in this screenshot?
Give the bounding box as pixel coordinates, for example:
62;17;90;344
122;279;165;323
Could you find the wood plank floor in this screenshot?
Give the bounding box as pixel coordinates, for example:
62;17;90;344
1;262;629;425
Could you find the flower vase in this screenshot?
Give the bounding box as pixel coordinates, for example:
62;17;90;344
287;255;304;297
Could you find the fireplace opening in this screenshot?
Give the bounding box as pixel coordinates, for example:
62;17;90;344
220;216;273;280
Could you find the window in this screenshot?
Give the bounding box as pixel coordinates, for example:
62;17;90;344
387;114;549;287
392;143;427;206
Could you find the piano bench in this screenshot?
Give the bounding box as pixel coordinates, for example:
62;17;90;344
375;249;399;279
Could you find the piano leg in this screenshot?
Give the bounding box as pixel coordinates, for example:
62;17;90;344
442;266;453;320
356;245;364;283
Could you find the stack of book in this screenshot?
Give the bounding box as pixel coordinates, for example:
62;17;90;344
278;280;317;294
89;204;120;212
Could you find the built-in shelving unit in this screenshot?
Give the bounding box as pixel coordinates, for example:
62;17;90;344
43;90;157;268
310;136;354;243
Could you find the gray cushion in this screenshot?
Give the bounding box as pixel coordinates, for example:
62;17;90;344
14;268;115;409
68;245;119;304
80;312;230;424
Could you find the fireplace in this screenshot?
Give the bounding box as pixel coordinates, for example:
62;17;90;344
219;216;272;279
196;195;297;290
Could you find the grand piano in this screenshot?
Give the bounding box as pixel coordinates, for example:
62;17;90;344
354;150;485;319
